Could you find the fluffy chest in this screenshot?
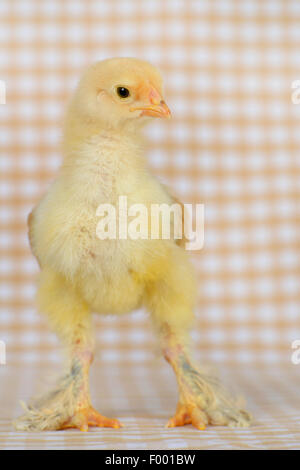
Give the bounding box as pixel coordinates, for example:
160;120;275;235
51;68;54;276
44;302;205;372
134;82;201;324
70;132;145;203
64;140;148;274
55;132;170;282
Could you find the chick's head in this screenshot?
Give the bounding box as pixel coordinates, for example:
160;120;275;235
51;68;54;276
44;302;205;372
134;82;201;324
72;57;171;130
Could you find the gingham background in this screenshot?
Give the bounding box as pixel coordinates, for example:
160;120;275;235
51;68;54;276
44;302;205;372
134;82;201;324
0;0;300;449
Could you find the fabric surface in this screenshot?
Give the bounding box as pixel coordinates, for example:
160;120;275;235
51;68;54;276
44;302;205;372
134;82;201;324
1;0;300;450
0;362;300;450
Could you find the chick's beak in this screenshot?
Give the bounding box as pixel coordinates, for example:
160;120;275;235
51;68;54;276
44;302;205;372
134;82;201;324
130;87;171;119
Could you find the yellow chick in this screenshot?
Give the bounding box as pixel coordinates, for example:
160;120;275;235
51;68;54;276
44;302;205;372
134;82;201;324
14;58;251;431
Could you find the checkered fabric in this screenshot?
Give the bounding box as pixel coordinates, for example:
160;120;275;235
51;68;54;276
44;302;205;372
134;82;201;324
0;0;300;449
1;363;300;450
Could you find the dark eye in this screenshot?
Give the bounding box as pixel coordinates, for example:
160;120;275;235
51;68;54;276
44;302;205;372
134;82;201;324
116;86;130;99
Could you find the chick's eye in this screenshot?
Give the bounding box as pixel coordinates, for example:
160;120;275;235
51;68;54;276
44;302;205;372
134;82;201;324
116;86;130;99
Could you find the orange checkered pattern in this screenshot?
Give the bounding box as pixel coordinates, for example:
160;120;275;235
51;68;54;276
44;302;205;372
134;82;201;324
0;0;300;449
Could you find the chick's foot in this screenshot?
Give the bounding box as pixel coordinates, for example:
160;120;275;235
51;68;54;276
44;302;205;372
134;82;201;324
61;406;122;431
167;355;251;430
14;365;122;431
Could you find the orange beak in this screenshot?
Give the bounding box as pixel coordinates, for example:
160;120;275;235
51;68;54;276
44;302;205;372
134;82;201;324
130;87;171;119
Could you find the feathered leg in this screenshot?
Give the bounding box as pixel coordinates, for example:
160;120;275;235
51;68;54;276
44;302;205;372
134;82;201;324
14;269;122;431
145;248;251;430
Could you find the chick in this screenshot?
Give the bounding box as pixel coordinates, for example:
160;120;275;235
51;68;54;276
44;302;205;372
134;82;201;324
14;58;251;431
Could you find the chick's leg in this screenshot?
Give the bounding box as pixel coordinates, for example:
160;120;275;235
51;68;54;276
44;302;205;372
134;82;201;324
146;249;251;430
14;269;122;431
162;330;251;429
